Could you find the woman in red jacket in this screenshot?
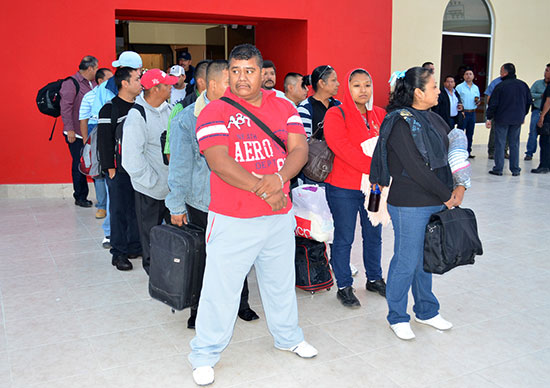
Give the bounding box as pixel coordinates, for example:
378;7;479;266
324;68;386;308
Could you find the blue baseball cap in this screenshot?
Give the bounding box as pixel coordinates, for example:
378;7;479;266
112;51;142;69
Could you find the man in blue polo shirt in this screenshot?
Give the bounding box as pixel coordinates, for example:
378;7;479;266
456;69;480;158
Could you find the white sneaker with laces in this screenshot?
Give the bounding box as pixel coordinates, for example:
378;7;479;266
350;263;359;276
415;314;453;330
276;340;318;358
192;366;214;386
390;322;416;340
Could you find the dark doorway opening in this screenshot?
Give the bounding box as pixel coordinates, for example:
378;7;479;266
440;35;490;122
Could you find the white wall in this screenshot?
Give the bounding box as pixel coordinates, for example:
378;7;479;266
392;0;549;145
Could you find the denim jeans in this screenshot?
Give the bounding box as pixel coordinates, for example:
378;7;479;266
492;123;521;174
325;184;382;288
93;178;108;209
386;204;442;324
462;111;476;154
526;109;540;156
102;183;111;237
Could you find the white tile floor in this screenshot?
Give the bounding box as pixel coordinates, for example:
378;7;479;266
1;144;549;388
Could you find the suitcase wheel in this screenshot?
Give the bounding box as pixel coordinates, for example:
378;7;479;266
326;288;331;292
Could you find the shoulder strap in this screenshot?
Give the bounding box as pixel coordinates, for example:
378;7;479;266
66;76;80;95
312;105;345;139
220;96;286;153
336;106;345;120
132;103;147;122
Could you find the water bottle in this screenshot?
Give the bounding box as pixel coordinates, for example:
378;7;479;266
367;184;381;212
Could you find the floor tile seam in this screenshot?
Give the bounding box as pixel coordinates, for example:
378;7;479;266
1;278;132;301
465;350;550;386
79;320;181;341
227;332;273;345
84;321;178;343
94;346;182;372
316;323;364;356
50;249;113;260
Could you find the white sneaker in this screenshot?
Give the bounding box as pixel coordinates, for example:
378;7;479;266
192;366;214;386
350;263;359;276
415;314;453;331
390;322;416;340
276;340;318;358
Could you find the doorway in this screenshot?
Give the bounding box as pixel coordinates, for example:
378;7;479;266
440;0;493;122
115;21;255;71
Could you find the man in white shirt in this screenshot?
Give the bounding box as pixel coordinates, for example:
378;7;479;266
169;65;186;106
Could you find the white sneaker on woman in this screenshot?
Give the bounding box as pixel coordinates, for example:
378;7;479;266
390;322;416;340
192;366;214;386
415;314;453;330
350;263;359;276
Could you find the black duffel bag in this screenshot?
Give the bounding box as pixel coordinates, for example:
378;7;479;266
423;207;483;275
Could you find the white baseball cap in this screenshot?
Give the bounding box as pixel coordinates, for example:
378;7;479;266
169;65;185;77
112;51;142;69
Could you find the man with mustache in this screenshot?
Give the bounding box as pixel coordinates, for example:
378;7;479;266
189;44;317;387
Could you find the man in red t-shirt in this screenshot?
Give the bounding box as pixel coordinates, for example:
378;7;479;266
189;44;317;386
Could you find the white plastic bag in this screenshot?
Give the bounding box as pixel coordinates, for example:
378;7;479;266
291;184;334;243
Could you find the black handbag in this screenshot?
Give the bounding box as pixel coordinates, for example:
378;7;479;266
302;107;344;182
423;207;483;275
537;122;550;136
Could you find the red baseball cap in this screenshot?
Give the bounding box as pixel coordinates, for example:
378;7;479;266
140;69;178;90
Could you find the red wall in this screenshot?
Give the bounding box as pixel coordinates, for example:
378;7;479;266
0;1;392;184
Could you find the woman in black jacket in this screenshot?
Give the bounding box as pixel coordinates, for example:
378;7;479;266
370;67;465;340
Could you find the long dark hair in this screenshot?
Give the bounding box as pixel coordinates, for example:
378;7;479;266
303;65;334;92
387;67;432;112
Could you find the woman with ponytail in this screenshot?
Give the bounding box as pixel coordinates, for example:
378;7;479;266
297;65;340;139
370;67;466;340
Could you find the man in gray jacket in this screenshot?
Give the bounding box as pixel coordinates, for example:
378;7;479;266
122;69;177;274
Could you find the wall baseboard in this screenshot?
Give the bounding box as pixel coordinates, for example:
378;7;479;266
0;183;96;199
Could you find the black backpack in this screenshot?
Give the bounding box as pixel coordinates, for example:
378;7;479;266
112;103;146;172
36;77;80;141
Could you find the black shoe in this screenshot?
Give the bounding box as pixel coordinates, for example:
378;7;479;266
75;199;93;208
187;314;196;329
524;155;533;161
468;154;476;159
488;170;503;176
531;167;550;174
512;172;520;176
111;256;133;271
238;307;260;321
336;286;361;308
505;152;510;159
366;279;387;297
488;154;494;160
127;254;142;259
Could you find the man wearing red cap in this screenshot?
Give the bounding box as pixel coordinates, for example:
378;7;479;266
122;69;177;274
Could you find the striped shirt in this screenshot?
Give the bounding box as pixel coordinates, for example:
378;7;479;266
79;87;98;124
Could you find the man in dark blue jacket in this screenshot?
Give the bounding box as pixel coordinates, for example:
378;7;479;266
486;63;532;176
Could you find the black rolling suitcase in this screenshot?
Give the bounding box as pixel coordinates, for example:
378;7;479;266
295;236;334;293
149;223;206;310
